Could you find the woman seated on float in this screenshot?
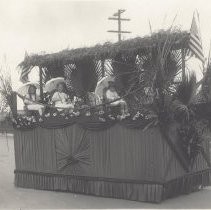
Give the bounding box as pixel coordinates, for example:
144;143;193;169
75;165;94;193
87;92;102;107
51;82;74;113
24;85;45;116
80;92;102;116
105;81;128;116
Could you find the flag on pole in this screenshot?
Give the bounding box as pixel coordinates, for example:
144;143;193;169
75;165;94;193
20;66;32;83
188;12;204;63
19;51;32;83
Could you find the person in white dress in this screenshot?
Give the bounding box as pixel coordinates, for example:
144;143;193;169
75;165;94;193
51;82;74;112
87;92;102;106
24;85;45;115
105;81;128;115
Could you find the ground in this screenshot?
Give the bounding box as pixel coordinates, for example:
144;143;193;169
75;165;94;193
0;134;211;209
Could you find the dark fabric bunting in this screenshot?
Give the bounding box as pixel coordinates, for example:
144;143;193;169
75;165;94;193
39;115;76;129
120;118;155;129
78;120;116;131
77;115;116;131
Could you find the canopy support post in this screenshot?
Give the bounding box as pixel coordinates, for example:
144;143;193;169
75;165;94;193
102;59;105;78
11;91;17;118
39;66;44;102
181;48;186;82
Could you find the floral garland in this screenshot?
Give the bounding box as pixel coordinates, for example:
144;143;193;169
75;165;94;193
13;108;157;130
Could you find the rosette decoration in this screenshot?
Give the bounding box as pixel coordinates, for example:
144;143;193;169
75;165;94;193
55;129;91;175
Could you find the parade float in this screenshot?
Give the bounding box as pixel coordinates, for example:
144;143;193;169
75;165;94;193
11;28;211;203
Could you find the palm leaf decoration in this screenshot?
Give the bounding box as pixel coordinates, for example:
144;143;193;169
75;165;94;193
153;31;180;90
201;63;211;102
111;53;146;111
46;59;65;78
0;71;14;114
172;72;197;122
112;53;137;94
108;29;183;112
175;72;197;105
0;56;13;113
64;58;101;99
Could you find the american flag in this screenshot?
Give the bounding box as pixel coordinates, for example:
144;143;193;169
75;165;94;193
20;66;32;83
188;12;204;63
19;51;32;83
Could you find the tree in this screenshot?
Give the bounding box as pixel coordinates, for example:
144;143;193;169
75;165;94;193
0;56;13;115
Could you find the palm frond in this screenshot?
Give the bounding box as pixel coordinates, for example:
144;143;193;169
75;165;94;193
0;71;13;113
112;53;137;94
175;72;197;105
64;58;99;98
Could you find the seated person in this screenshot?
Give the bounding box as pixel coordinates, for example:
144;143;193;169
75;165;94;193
24;85;45;116
79;92;102;116
105;81;128;116
51;82;74;113
87;92;102;107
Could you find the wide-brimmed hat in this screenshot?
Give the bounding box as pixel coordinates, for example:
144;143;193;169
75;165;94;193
44;77;65;92
95;76;115;98
17;82;40;96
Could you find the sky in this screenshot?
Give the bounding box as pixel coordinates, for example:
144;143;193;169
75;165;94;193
1;0;211;91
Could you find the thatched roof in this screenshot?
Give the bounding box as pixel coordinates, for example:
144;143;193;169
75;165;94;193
18;30;190;69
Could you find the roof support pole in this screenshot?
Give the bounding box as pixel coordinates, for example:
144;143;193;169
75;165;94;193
101;59;105;78
11;91;17;118
181;48;186;82
39;66;44;102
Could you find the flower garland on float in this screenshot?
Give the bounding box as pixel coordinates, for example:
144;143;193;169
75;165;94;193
13;107;157;129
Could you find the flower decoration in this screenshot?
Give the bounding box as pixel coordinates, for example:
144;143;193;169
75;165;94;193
132;116;137;120
45;113;50;118
32;118;36;123
12;118;17;124
85;111;91;117
99;110;105;115
117;115;122;120
53;113;57;117
99;117;106;122
125;113;130;117
69;113;74;118
73;111;80;117
145;115;149;120
108;114;115;120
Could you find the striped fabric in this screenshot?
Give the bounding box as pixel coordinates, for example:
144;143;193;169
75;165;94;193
188;13;204;63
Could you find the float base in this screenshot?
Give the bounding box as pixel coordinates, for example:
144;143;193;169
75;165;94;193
14;169;211;203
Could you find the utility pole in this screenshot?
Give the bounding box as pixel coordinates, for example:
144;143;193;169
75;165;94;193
107;9;131;42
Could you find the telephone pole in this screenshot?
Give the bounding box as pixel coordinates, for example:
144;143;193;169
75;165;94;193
107;9;131;42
